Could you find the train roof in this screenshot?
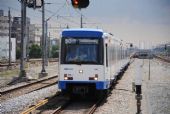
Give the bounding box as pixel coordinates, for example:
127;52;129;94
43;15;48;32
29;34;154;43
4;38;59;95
61;28;103;38
103;32;122;42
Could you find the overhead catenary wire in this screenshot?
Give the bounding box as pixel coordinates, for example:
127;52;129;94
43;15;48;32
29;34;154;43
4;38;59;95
45;1;67;21
64;0;101;28
0;1;103;29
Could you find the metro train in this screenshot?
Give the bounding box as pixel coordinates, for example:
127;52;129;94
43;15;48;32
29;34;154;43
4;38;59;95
58;28;130;96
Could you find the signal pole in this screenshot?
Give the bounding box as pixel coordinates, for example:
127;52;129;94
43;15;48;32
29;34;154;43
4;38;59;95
42;0;45;73
45;20;48;66
40;0;48;77
26;25;30;61
80;14;83;28
8;8;11;66
20;0;26;77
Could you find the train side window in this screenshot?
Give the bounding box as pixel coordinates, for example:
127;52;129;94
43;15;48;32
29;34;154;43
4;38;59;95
106;44;108;67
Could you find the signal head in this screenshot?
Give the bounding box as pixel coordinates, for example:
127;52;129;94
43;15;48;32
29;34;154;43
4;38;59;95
71;0;90;9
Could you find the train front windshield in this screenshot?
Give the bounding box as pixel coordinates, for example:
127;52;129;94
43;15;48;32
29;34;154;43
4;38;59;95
61;38;103;64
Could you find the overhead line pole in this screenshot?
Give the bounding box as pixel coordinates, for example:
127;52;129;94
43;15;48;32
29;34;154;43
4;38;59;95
8;8;11;66
26;24;29;62
20;0;26;77
42;0;45;73
40;0;48;77
45;20;48;66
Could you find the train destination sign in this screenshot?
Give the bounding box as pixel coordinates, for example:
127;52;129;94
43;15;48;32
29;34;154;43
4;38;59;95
65;38;99;44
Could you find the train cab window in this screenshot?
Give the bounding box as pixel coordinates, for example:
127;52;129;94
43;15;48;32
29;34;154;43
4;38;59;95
61;37;104;65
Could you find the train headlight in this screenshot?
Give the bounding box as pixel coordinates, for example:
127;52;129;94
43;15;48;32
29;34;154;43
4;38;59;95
94;77;98;80
64;74;68;80
64;74;73;80
94;74;98;80
79;70;83;73
64;77;68;80
89;74;98;80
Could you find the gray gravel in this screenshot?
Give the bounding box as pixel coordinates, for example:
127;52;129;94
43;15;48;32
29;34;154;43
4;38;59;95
144;59;170;114
0;76;16;88
0;63;58;114
0;85;58;114
0;63;58;89
1;59;170;114
94;59;170;114
94;59;139;114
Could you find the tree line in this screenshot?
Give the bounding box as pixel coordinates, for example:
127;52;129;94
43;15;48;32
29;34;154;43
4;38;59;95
16;44;59;59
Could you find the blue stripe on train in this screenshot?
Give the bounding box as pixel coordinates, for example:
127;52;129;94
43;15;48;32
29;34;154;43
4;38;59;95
58;81;110;90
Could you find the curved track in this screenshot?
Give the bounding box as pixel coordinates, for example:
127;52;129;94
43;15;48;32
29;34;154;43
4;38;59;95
154;55;170;63
0;75;58;101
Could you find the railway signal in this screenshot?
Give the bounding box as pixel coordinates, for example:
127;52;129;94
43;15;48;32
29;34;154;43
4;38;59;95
130;43;133;47
135;63;143;114
71;0;90;9
165;44;167;50
26;0;43;9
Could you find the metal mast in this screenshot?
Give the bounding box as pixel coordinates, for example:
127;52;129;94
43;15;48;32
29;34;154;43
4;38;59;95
8;8;11;66
40;0;47;76
20;0;26;77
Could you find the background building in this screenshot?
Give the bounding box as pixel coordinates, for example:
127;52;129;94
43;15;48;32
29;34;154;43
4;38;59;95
31;24;41;46
0;10;16;62
0;37;16;62
0;10;9;38
11;17;30;47
0;10;4;16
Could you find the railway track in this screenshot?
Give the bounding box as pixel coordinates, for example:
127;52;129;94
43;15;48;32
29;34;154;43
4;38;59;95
21;95;105;114
0;58;58;66
87;97;105;114
154;55;170;63
20;61;130;114
50;95;105;114
20;92;69;114
0;75;58;101
51;62;129;114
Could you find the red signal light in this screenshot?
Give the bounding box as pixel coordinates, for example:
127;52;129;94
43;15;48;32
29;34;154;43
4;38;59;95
73;0;78;5
71;0;89;9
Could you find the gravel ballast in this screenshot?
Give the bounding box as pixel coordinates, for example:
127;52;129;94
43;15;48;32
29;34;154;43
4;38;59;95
1;85;58;114
1;59;170;114
95;59;170;114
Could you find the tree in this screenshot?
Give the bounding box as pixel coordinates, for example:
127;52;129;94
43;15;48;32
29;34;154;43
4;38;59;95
16;47;21;59
29;44;42;58
51;45;59;58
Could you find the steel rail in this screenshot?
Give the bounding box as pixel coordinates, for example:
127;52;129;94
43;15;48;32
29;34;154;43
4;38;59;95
50;100;71;114
154;55;170;63
21;92;61;114
87;97;106;114
0;75;58;96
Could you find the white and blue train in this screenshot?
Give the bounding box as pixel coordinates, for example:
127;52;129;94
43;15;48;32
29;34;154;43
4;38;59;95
58;28;130;95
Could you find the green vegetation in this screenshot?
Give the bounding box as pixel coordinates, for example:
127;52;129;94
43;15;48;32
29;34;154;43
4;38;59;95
15;44;59;60
29;44;42;58
50;45;59;58
16;47;21;59
0;69;19;77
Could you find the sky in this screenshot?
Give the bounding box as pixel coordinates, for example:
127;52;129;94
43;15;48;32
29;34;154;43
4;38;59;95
1;0;170;48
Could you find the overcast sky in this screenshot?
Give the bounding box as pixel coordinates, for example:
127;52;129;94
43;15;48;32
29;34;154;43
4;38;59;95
1;0;170;47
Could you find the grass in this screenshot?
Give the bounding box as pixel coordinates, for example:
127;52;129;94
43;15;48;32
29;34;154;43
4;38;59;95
0;68;20;77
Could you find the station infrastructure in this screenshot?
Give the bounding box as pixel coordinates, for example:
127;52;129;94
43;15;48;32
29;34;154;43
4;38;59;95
0;0;170;114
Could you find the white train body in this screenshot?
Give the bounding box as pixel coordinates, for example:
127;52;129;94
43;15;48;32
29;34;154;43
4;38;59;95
58;29;129;93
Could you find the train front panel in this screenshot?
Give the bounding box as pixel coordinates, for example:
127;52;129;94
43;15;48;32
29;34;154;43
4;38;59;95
58;29;110;93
